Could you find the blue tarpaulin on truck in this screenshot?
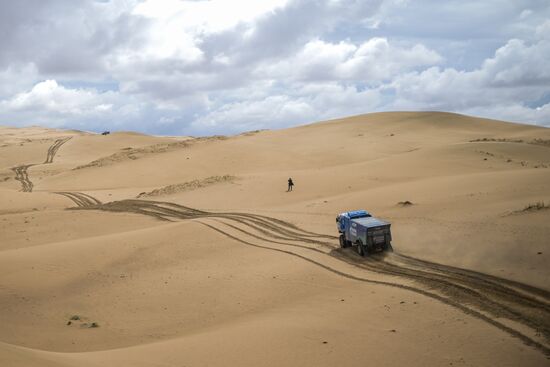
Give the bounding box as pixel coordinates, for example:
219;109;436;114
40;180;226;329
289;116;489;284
347;210;371;219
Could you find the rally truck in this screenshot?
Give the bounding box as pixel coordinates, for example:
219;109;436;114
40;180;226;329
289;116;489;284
336;210;392;256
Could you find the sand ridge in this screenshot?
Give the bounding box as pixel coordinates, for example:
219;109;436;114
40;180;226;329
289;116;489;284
73;135;225;170
137;175;237;198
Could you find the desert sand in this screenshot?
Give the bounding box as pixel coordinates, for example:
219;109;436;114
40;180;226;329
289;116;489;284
0;112;549;366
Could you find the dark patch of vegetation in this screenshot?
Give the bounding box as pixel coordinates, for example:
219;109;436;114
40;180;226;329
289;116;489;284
477;150;494;156
240;129;266;136
522;201;549;212
508;201;549;216
471;137;550;148
470;138;524;143
398;201;414;206
531;138;550;147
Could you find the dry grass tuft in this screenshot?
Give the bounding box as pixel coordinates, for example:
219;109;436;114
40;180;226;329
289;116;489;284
397;201;414;206
522;201;549;212
508;201;550;216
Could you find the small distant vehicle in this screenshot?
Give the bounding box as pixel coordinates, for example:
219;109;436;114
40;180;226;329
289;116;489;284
101;131;110;135
336;210;392;256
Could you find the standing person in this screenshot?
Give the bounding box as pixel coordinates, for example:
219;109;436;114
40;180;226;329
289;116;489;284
287;177;294;192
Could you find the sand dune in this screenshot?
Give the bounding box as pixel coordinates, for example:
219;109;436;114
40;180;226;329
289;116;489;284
137;175;237;198
1;112;549;366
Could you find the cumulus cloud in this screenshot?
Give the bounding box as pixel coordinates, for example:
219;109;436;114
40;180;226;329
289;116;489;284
113;0;383;101
133;0;290;34
4;80;109;114
0;79;143;130
0;0;549;133
389;35;550;125
483;38;550;87
0;63;39;99
191;83;382;134
260;38;442;83
0;0;147;77
462;103;550;127
191;95;315;133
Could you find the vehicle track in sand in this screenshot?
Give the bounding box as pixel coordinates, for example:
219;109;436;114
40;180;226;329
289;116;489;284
56;193;550;356
11;137;72;192
11;164;35;192
55;191;102;207
44;137;71;164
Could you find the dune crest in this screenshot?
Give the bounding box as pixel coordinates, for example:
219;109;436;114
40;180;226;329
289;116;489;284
137;175;237;198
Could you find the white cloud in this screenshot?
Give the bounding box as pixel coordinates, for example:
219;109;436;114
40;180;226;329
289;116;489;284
192;95;315;132
482;38;550;87
0;80;147;130
341;39;442;80
0;63;39;99
462;103;550;127
535;20;550;39
191;83;382;133
4;80;112;115
120;0;294;73
254;37;441;89
0;0;549;133
389;35;550;125
133;0;290;33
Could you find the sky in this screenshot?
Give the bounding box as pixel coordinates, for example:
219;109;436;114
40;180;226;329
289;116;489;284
0;0;549;135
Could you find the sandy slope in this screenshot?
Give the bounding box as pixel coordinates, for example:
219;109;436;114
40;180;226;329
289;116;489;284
0;112;549;366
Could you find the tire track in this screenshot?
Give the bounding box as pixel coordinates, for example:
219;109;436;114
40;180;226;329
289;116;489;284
394;253;550;301
336;251;550;342
198;221;550;356
11;137;72;192
11;164;35;192
44;137;71;164
215;213;550;343
55;192;550;356
55;192;102;207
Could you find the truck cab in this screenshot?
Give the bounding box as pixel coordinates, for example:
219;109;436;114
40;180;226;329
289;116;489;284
336;210;392;256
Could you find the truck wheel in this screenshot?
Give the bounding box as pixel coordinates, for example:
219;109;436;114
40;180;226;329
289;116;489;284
339;235;348;248
356;242;364;257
